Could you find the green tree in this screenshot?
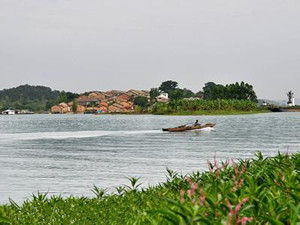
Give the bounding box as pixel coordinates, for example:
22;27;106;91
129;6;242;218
195;90;204;98
203;81;257;102
65;92;79;103
169;89;184;100
45;100;55;110
181;88;194;98
57;91;67;103
149;88;160;102
72;99;78;113
203;82;226;100
159;80;178;93
225;82;257;102
134;96;149;108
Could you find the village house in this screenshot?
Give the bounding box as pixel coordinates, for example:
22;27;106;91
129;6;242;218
119;101;134;110
76;105;86;113
115;93;131;103
51;105;62;114
103;90;124;98
99;101;109;108
126;90;150;100
49;89;152;114
156;93;169;103
88;92;106;101
108;105;122;113
96;106;108;114
2;109;16;115
77;96;99;106
51;102;71;114
85;106;98;114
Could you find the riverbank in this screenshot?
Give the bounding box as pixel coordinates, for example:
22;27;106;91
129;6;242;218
0;152;298;224
98;108;271;116
160;109;271;116
0;110;271;116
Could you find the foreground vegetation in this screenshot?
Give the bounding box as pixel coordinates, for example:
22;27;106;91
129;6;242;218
0;152;299;224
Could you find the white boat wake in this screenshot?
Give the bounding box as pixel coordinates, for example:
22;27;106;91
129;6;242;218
195;127;214;131
0;130;162;141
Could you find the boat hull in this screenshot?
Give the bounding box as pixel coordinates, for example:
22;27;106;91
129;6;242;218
162;123;215;132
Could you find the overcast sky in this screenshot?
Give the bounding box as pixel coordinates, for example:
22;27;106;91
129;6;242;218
0;0;299;99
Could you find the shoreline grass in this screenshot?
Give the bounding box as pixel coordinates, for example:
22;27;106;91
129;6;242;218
99;109;271;116
159;109;271;116
0;152;299;224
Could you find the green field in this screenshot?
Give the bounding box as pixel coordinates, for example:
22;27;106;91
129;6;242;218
1;152;299;225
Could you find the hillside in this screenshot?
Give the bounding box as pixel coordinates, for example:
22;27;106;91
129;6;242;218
0;85;76;112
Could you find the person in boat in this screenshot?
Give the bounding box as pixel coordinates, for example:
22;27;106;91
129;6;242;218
194;120;200;126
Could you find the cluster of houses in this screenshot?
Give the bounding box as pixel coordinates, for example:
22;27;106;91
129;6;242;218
51;89;168;114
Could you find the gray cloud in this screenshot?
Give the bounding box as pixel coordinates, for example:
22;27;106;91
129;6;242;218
0;0;299;99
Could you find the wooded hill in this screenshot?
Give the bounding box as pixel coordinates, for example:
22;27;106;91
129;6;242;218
0;85;77;112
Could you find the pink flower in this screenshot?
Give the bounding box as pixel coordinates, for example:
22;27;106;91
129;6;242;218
187;189;192;200
226;199;234;216
239;179;244;187
231;158;236;166
184;177;193;186
238;217;253;225
226;197;251;225
190;183;198;192
214;155;220;169
233;175;236;181
180;189;185;203
235;197;249;214
199;188;205;205
241;165;247;175
234;164;238;175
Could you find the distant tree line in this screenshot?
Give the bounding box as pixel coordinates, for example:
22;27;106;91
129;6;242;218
149;80;257;102
152;99;258;114
0;85;78;112
0;81;258;112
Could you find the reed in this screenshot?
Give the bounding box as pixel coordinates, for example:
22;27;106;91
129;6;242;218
152;99;261;115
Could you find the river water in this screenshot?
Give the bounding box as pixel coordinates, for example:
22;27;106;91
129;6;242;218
0;113;299;203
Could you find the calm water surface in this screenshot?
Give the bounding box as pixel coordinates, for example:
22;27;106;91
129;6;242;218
0;113;299;203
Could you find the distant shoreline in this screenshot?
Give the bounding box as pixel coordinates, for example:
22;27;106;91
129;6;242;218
1;109;272;116
153;109;271;116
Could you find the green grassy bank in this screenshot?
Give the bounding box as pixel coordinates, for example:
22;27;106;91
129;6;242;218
149;99;270;116
164;109;270;116
102;109;270;116
1;152;299;225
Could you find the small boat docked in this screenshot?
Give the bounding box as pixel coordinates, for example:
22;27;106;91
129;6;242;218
162;123;215;132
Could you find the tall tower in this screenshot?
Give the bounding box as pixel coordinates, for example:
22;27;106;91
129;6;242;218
287;91;295;107
291;97;295;106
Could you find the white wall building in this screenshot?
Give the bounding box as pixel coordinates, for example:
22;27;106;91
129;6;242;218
156;93;169;103
2;109;16;115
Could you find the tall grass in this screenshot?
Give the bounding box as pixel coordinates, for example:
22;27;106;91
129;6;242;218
152;99;258;115
0;152;299;224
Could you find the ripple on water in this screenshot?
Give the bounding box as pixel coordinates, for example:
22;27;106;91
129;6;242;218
0;113;299;203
